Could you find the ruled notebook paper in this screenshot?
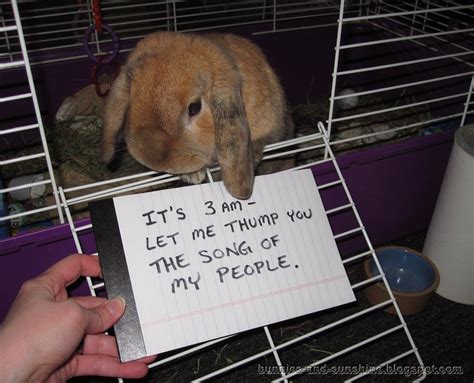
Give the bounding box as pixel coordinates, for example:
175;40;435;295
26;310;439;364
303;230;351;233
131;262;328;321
90;169;355;361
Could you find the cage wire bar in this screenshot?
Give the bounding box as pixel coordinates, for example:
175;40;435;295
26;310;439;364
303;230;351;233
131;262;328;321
326;0;474;153
371;2;473;68
253;0;357;35
460;74;474;127
0;0;64;225
59;122;427;381
0;1;357;66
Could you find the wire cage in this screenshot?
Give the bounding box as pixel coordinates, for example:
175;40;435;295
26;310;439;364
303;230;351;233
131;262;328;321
0;0;472;228
327;0;473;156
0;0;473;381
1;0;347;65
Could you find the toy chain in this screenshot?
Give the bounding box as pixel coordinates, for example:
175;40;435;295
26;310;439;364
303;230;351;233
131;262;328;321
83;0;120;97
92;0;103;33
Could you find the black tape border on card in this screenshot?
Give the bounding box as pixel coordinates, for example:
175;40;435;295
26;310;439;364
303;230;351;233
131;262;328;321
89;198;147;362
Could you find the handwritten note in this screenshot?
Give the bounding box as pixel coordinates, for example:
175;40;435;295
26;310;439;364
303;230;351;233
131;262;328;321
90;169;355;361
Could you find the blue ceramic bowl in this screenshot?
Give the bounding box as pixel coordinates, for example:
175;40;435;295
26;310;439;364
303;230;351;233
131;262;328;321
370;247;437;293
363;246;440;315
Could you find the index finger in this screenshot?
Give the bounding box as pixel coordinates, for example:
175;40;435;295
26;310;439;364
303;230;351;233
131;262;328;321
36;254;102;296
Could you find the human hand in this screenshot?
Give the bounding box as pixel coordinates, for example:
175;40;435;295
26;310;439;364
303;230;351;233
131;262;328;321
0;254;155;382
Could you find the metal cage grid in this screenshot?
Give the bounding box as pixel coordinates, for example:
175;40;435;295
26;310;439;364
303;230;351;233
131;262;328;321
327;0;473;152
60;123;427;381
1;0;354;66
0;0;63;227
0;0;360;227
1;0;473;380
1;1;471;226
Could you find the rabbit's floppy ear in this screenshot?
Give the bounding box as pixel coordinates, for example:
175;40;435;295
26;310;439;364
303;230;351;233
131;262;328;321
101;68;130;163
210;87;254;199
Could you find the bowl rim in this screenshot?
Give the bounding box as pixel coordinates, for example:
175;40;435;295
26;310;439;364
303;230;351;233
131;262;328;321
363;245;440;297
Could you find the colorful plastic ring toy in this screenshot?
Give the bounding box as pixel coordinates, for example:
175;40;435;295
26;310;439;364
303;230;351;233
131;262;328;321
83;23;119;64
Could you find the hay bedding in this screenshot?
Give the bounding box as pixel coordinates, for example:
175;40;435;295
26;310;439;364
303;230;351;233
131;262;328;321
53;84;148;183
0;84;430;225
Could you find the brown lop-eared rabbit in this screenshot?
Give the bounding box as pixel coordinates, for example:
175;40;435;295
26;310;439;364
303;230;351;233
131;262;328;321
102;32;293;199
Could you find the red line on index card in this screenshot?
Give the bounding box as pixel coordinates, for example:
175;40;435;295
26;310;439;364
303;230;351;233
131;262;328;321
142;274;348;328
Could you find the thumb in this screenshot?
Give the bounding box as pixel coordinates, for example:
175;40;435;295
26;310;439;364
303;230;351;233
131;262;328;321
83;297;126;334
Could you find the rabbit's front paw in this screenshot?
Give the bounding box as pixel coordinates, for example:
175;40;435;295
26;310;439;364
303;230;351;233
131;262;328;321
180;170;207;185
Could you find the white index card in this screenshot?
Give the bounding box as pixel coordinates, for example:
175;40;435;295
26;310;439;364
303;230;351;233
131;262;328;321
92;169;356;360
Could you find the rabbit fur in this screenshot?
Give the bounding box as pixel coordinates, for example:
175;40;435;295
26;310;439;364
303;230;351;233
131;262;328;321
102;31;293;199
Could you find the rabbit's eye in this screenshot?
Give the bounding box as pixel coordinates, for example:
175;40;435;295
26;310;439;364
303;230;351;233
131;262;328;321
188;100;202;117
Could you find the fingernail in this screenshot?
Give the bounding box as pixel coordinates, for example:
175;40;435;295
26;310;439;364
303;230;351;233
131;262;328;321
106;296;126;316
